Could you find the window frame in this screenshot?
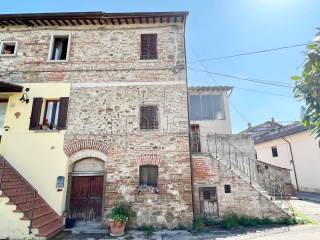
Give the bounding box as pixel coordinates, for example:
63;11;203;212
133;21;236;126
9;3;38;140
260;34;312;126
139;165;159;187
139;104;160;131
0;41;18;57
47;34;71;63
189;93;226;121
271;146;278;157
42;99;60;130
140;33;158;60
224;184;231;193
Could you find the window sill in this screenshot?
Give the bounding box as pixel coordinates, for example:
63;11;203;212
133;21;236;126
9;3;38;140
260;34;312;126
46;60;69;63
0;54;16;57
32;129;61;133
139;59;159;62
137;185;159;194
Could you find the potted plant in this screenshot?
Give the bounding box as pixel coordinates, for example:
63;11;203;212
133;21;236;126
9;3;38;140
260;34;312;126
108;202;132;237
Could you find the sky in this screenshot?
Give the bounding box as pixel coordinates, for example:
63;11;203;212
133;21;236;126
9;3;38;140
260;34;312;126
1;0;319;132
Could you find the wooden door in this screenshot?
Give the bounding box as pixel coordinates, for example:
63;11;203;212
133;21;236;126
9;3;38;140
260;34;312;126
199;187;219;218
191;124;201;152
70;176;104;221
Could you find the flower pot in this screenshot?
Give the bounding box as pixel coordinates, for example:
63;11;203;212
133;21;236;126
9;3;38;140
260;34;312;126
108;219;127;237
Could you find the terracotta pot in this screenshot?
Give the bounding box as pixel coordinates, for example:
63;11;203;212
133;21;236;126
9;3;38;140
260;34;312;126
108;219;127;237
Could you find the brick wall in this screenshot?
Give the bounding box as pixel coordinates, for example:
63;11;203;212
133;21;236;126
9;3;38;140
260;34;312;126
192;154;288;220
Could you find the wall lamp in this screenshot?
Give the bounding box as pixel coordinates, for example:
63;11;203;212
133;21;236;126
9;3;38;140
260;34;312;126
19;87;30;104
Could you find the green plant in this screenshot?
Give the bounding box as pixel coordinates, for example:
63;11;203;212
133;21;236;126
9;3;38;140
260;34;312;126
221;213;241;229
137;224;156;235
292;39;320;139
109;202;133;223
193;216;205;232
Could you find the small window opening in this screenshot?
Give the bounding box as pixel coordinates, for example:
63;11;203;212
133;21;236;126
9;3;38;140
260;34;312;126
50;36;69;61
257;165;263;174
224;184;231;193
43;100;60;129
140;105;159;130
265;165;269;169
139;165;158;187
140;34;157;60
1;42;17;55
271;146;278;157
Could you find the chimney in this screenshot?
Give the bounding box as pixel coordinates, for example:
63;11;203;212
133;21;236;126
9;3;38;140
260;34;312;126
271;117;275;123
248;122;252;129
300;106;306;121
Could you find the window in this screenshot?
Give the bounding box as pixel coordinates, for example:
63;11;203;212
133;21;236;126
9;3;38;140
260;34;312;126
257;165;263;174
49;35;70;61
189;94;225;120
0;41;17;56
224;184;231;193
29;97;69;130
43;100;60;129
140;105;159;130
271;146;278;157
140;34;157;59
139;165;158;187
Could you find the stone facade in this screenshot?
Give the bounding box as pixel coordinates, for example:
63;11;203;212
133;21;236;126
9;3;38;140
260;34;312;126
0;14;193;228
256;161;294;196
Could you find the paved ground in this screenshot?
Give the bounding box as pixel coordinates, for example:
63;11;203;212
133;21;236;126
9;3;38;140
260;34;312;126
54;198;320;240
296;191;320;203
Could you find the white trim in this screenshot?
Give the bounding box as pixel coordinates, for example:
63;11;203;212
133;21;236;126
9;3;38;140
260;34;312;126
0;41;18;57
47;34;71;62
71;80;185;88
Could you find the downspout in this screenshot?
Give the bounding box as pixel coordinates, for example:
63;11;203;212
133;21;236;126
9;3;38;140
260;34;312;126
183;14;196;220
282;137;299;191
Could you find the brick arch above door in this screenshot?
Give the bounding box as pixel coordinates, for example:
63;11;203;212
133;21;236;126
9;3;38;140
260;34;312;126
64;140;113;159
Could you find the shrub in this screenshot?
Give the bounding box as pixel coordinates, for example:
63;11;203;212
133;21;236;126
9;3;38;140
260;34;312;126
109;202;133;223
193;216;205;232
221;213;241;229
137;224;157;235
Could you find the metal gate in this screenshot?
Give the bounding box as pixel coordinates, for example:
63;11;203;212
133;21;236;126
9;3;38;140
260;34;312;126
70;176;104;221
199;187;219;218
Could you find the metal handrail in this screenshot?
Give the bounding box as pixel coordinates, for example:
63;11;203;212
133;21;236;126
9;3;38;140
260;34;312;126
0;155;37;235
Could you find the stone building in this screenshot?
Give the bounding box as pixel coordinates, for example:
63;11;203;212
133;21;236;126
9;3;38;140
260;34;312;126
0;11;192;239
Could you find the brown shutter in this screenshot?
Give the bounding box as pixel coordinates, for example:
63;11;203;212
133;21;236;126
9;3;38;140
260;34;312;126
140;34;157;59
57;97;69;130
29;97;43;130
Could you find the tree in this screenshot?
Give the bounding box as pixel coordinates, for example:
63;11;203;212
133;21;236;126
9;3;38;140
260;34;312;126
292;36;320;139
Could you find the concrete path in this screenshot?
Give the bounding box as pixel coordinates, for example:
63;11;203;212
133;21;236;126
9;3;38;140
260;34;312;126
290;199;320;223
296;191;320;203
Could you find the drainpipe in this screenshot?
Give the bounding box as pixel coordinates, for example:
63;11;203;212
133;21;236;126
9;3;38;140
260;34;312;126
183;15;196;221
282;137;299;191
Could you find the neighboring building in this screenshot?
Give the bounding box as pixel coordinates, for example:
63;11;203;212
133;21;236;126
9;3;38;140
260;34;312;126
244;121;320;193
189;86;232;135
0;11;192;239
188;86;288;221
241;118;283;139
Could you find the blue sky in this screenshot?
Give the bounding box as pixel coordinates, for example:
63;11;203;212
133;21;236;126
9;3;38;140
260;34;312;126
1;0;319;132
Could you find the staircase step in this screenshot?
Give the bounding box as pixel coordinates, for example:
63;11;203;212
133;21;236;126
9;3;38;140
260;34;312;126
32;213;59;227
1;185;29;190
7;191;34;198
36;218;64;237
21;210;52;220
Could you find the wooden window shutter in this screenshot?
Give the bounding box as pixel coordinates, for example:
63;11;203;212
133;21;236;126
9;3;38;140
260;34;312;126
57;97;69;130
29;97;43;130
140;34;157;59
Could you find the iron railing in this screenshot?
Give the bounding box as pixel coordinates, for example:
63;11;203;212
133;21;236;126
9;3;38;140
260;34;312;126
190;132;294;213
0;156;37;234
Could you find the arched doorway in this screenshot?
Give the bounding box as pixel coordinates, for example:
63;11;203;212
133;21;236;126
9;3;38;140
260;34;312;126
69;158;105;222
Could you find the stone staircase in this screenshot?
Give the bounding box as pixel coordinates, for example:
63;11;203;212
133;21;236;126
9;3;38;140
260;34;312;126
192;133;293;216
0;156;64;239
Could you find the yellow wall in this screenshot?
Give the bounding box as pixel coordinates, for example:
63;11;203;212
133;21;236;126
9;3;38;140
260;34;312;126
0;83;70;214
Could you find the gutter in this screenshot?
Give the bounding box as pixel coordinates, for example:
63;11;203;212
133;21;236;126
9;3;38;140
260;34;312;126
282;137;300;191
183;16;196;220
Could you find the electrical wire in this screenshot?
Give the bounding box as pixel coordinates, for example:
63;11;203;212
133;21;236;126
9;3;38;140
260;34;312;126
188;67;294;88
189;42;309;63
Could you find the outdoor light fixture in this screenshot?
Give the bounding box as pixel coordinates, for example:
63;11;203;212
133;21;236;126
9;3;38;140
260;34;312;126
19;87;30;104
